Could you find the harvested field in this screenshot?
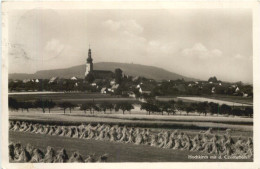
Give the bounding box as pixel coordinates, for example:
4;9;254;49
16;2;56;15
9;111;253;132
8;131;216;162
9;141;107;163
10;131;252;162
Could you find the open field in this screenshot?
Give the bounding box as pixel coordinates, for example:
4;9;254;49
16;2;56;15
9;131;252;162
9;111;253;133
178;97;252;107
8;92;254;162
8;92;137;103
9;92;253;105
204;95;253;105
157;96;252;107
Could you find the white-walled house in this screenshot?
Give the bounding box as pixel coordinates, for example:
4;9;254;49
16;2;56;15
235;87;240;93
71;76;77;80
101;87;107;94
49;77;58;83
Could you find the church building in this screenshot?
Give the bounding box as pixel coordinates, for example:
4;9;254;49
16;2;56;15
85;47;114;79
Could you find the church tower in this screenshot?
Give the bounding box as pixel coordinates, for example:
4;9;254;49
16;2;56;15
85;46;93;77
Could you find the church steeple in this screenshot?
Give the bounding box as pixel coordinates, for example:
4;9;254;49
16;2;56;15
87;45;93;63
85;45;93;77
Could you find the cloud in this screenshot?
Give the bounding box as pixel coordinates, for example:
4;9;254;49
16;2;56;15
44;39;65;59
103;19;144;34
182;43;223;59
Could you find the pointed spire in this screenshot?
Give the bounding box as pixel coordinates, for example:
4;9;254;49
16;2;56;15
87;44;92;63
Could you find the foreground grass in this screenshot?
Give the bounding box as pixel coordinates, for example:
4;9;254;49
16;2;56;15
9;131;252;162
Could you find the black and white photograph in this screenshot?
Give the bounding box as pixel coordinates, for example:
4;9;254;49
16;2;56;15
1;1;260;168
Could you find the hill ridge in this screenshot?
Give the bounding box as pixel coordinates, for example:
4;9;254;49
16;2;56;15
9;62;198;81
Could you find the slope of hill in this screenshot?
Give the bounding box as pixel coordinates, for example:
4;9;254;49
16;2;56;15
9;62;197;81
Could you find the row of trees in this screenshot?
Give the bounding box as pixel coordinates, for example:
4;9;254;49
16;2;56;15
80;102;134;114
9;97;75;114
140;100;253;117
9;97;56;113
8;97;134;115
9;97;253;117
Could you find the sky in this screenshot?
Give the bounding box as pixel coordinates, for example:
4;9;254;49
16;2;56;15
7;9;252;83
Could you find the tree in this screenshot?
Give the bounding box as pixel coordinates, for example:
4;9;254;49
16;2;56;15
115;102;134;114
85;73;95;83
244;107;253;117
185;105;195;116
80;102;96;114
46;100;56;113
34;99;47;113
8;97;19;111
99;102;114;114
92;104;100;114
231;108;243;116
22;102;34;112
80;103;88;114
99;102;108;113
115;68;123;84
156;101;171;115
167;100;176;115
197;102;209;116
59;102;74;114
220;104;232;115
18;101;25;112
215;86;225;95
106;103;114;113
67;102;76;113
88;102;96;114
208;102;219;115
175;100;185;115
208;76;218;83
141;103;151;115
141;102;160;115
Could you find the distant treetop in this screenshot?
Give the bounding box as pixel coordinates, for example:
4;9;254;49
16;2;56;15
208;76;218;83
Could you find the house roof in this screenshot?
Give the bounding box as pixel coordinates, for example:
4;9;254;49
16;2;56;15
112;84;119;89
71;76;77;80
101;87;107;92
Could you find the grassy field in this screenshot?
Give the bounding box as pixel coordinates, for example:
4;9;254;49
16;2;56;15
156;95;253;106
9;131;252;162
8;92;138;103
177;97;252;107
9;92;253;105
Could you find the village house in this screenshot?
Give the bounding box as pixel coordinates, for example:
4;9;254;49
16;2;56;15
49;77;58;83
111;84;119;92
71;76;77;80
110;80;116;86
91;83;97;86
22;79;31;83
101;87;107;94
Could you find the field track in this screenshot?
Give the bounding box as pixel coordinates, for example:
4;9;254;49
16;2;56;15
9;131;252;162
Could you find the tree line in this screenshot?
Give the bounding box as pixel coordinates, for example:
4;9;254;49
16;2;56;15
8;97;134;115
9;97;253;117
141;99;253;117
